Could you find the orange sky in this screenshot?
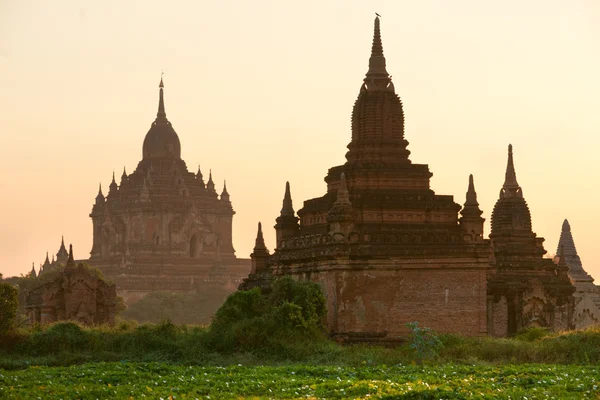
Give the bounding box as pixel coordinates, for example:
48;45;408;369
1;0;599;280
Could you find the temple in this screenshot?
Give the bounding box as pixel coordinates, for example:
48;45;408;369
35;78;250;306
240;16;576;340
553;220;600;329
86;78;250;303
25;245;118;325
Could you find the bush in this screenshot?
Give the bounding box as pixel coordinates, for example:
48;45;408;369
405;322;443;362
207;277;328;356
0;282;18;333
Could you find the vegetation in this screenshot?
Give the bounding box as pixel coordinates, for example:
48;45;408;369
205;277;327;356
0;281;18;333
1;362;598;399
1;322;600;370
1;276;600;399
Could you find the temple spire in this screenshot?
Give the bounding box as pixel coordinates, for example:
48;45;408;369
557;219;577;257
501;144;522;199
460;174;485;239
156;74;167;122
221;180;230;204
465;174;478;206
30;262;36;277
335;173;351;205
365;16;391;86
65;244;76;273
207;169;215;192
503;144;519;188
280;181;295;217
254;222;267;251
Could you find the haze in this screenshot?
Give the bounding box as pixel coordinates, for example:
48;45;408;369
1;0;599;279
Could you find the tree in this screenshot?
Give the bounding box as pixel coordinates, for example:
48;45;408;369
0;282;19;333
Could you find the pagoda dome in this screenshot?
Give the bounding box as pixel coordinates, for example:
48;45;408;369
142;78;181;160
490;145;533;237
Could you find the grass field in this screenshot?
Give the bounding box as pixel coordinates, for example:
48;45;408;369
1;362;598;399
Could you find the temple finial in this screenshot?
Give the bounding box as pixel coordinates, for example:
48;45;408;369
68;244;74;262
207;169;215;192
504;144;518;188
98;183;103;195
156;74;167;121
159;70;164;88
254;222;267;251
281;181;295;216
562;219;571;232
501;144;522;198
365;15;390;84
465;174;478;206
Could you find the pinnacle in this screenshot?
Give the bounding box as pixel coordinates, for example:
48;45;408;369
464;174;479;206
365;15;390;83
254;222;267;251
280;181;295;217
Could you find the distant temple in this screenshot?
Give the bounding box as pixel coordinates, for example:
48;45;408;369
554;220;600;329
240;17;576;340
26;245;117;325
35;78;250;306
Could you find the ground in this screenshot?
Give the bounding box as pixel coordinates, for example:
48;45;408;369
1;362;598;399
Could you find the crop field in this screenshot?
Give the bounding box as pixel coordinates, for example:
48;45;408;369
1;362;598;399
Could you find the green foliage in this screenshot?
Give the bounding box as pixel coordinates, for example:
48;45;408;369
1;363;598;399
0;282;18;333
516;326;552;342
120;288;231;325
206;277;328;356
405;321;443;362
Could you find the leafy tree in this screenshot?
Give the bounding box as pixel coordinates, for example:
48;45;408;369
0;282;18;333
208;277;327;353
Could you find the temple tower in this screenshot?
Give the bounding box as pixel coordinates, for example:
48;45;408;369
250;17;492;341
554;219;599;329
487;145;574;336
459;174;485;242
274;182;300;245
555;219;594;284
88;78;249;304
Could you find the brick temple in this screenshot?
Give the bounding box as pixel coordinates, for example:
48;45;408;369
554;220;600;329
241;17;576;340
36;79;250;305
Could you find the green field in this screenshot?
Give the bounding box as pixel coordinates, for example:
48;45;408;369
1;363;598;399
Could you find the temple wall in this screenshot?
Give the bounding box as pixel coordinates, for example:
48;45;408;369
490;296;508;337
291;259;489;338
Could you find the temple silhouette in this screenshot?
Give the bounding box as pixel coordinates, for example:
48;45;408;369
240;16;594;340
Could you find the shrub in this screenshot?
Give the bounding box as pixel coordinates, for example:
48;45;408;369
207;277;328;356
515;326;551;342
406;322;443;362
0;282;18;333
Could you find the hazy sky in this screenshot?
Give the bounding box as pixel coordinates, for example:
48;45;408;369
1;0;599;280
